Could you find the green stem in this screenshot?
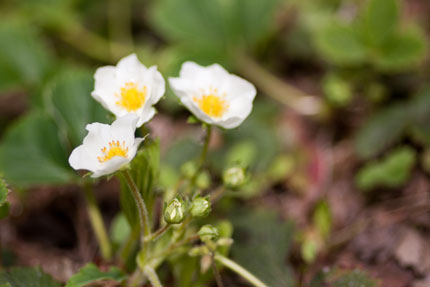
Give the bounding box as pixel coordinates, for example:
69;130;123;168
82;182;112;261
145;224;171;242
122;170;152;241
235;53;323;116
214;254;268;287
143;265;163;287
199;125;212;168
212;256;224;287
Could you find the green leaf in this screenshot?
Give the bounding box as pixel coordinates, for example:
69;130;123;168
65;263;127;287
0;19;53;91
0;111;76;187
315;22;367;65
0;267;60;287
356;146;416;191
363;0;399;46
230;209;295;287
354;104;409;159
151;0;280;64
407;86;430;145
374;28;427;71
44;69;110;148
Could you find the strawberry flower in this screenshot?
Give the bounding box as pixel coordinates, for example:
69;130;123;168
92;54;165;127
69;114;144;178
169;62;256;129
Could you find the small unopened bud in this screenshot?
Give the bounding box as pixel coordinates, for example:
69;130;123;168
181;161;198;179
196;171;211;189
164;198;187;224
223;166;247;189
190;197;211;218
216;238;233;247
198;224;219;242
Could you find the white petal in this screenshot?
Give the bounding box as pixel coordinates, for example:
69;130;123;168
111;114;138;140
69;145;99;172
91;156;130;178
117;54;145;78
147;66;165;104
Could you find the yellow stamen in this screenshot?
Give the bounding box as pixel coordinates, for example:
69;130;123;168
193;87;228;118
116;82;147;112
97;140;129;163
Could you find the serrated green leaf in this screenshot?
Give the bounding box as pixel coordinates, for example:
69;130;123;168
374;28;427;71
0;19;53;91
356;146;416;191
0;267;60;287
44;69;110;148
363;0;399;47
0;111;76;187
66;263;127;287
315;22;367;65
355;104;409;159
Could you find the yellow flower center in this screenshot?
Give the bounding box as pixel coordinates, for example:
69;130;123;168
193;88;228;118
97;140;129;163
116;82;147;112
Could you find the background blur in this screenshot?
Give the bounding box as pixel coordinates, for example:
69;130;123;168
0;0;429;286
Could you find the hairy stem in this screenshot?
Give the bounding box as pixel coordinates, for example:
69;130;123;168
214;254;268;287
122;170;152;242
199;125;212;168
83;182;112;261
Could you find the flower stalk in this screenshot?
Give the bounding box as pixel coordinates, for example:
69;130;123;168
82;182;112;261
122;169;151;241
214;254;268;287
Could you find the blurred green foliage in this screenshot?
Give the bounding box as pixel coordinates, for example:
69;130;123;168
356;146;416;191
65;263;127;287
0;267;61;287
314;0;426;71
230;209;295;287
311;268;379;287
0;177;9;219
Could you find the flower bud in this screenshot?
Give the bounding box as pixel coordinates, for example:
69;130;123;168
223;166;247;189
190;197;211;218
196;171;211;190
180;161;198;179
164;198;187;224
198;224;219;242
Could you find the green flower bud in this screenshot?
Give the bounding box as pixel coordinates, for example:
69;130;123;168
164;198;187;224
223;166;247;189
196;171;211;190
180;161;198;179
198;224;219;242
190;197;211;218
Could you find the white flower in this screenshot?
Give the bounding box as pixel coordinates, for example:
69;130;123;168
169;62;256;129
69;114;144;178
92;54;165;127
